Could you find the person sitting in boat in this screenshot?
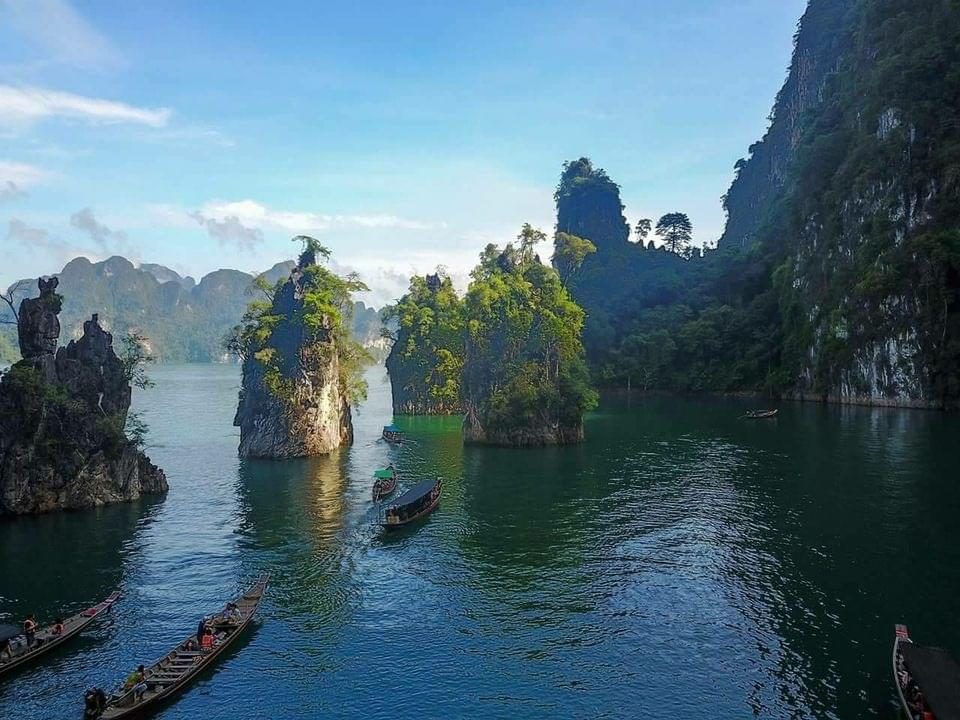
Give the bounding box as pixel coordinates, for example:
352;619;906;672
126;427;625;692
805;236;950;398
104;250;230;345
123;664;148;701
51;618;65;636
200;627;216;652
22;615;37;646
222;602;242;624
83;687;107;719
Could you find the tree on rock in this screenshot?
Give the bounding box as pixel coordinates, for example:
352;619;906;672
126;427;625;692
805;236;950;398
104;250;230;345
553;232;597;287
656;213;693;257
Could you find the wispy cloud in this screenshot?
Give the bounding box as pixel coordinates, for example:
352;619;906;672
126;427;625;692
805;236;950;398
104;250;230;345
70;208;139;259
198;199;439;233
0;85;170;128
0;159;49;195
0;181;26;202
189;212;264;253
0;0;120;71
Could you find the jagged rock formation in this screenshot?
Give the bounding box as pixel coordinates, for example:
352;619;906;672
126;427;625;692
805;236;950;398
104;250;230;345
719;0;854;251
384;273;463;415
234;256;356;458
0;279;167;515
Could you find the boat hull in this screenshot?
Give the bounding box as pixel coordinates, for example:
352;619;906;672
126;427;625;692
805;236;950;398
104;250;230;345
0;591;120;677
98;576;267;719
380;493;441;530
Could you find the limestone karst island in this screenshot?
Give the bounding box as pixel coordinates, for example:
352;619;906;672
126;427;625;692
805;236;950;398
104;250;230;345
1;1;959;718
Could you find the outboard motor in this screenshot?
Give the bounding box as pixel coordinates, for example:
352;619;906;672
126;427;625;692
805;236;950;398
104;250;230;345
83;687;107;718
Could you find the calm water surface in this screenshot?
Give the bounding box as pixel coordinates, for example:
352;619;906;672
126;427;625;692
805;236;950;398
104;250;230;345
1;364;958;719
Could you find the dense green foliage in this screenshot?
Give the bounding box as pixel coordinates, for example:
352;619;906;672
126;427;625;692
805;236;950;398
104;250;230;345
384;271;464;413
462;230;597;434
233;238;371;406
558;0;960;404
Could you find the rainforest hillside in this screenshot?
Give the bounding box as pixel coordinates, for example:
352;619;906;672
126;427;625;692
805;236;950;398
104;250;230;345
560;0;960;407
1;257;385;365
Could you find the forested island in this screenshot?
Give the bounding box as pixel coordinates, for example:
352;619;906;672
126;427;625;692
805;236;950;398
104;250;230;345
383;272;463;415
386;225;596;445
232;237;370;458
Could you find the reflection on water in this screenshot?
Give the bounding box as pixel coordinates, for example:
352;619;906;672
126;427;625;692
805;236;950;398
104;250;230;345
1;365;958;719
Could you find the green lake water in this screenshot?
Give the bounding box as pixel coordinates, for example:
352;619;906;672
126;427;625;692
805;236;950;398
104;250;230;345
1;363;958;718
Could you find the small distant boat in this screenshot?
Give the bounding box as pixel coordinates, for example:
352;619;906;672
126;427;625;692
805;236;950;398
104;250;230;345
372;466;398;502
0;591;120;677
380;478;442;530
743;409;778;419
382;424;404;444
893;624;960;720
90;575;268;719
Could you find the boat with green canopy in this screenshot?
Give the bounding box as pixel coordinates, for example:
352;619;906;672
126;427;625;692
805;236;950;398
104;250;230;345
372;466;398;502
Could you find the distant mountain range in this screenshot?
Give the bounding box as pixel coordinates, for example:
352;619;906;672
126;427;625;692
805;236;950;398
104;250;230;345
1;256;386;365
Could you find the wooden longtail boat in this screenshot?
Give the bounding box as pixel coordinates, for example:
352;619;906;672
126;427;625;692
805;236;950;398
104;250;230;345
380;478;442;530
0;591;120;676
92;575;268;719
743;409;778;419
372;467;398;502
893;624;960;720
382;424;404;444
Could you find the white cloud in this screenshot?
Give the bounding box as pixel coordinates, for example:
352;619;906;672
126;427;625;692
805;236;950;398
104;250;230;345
0;85;170;128
0;0;120;70
197;199;439;233
0;159;49;190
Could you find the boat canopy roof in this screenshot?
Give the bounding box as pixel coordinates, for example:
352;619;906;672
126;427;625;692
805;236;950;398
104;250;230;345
903;643;960;720
0;624;22;644
374;469;395;479
383;424;401;432
389;479;438;509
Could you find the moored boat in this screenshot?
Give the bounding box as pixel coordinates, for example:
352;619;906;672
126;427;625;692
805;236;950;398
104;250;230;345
744;409;778;419
893;623;960;720
372;466;398;502
380;478;442;529
0;591;120;677
89;575;268;719
382;424;404;444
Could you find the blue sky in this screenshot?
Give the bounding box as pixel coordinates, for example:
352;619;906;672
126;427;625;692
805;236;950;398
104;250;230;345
0;0;807;305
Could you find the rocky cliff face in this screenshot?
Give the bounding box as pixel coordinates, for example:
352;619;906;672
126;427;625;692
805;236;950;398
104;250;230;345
719;0;960;407
462;410;583;446
719;0;855;251
234;267;353;458
0;278;167;515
